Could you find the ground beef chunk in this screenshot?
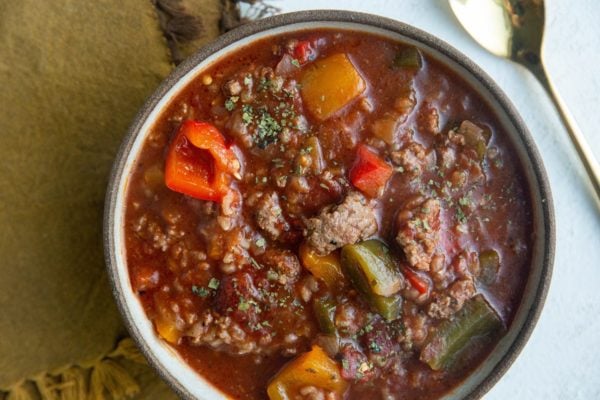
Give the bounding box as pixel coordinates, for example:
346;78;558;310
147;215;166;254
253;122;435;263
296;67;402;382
304;191;378;255
339;344;376;383
260;248;301;285
417;102;439;135
438;120;487;189
427;278;476;319
390;143;428;179
255;191;290;241
213;272;262;322
396;198;442;271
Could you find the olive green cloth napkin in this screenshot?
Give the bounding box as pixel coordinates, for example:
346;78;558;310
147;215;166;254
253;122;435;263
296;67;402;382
0;0;222;398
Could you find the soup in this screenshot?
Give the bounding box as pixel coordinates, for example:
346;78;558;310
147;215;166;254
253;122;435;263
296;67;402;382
124;29;532;399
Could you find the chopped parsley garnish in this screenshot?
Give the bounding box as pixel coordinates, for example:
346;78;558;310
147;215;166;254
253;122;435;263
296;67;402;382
458;195;471;206
255;108;282;148
291;58;301;68
456;206;467;224
208;278;220;290
258;77;271;91
361;323;374;334
224;96;239;111
255;238;266;248
240;105;283;149
369;341;382;353
191;285;209;298
238;298;250;311
242;104;254;124
243;75;252;86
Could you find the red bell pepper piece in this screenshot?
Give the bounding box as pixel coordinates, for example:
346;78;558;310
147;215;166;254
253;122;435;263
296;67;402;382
349;144;393;197
402;266;431;295
164;120;239;202
292;40;316;64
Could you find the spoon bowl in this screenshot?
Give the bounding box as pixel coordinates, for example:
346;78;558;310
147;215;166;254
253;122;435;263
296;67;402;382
449;0;600;205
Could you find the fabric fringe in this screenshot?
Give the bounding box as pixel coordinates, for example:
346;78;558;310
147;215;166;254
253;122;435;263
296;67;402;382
1;338;144;400
151;0;204;65
90;360;140;400
32;375;59;400
108;338;146;365
5;382;35;400
58;367;87;400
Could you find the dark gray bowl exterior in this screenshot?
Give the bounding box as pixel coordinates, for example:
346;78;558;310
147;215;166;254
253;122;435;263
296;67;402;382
104;10;555;400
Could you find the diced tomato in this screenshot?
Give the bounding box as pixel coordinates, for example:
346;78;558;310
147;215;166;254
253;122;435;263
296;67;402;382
164;120;240;202
292;40;316;64
402;266;431;294
349;144;393;197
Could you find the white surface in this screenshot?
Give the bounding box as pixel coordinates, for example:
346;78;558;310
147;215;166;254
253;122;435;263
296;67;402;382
267;1;600;398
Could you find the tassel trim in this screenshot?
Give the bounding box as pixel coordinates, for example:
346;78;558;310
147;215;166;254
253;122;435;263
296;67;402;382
1;338;146;400
151;0;204;65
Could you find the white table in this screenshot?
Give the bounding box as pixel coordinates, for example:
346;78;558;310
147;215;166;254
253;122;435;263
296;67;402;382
267;1;600;398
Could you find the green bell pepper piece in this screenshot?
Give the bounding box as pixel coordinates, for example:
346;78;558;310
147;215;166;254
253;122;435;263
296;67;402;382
420;294;504;370
393;46;422;69
479;249;500;285
459;120;491;161
341;240;403;321
313;297;337;334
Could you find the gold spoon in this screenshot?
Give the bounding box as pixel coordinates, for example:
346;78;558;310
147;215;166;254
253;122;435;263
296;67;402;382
449;0;600;201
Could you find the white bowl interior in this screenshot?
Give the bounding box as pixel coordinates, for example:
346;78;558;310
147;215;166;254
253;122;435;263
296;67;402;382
110;20;550;400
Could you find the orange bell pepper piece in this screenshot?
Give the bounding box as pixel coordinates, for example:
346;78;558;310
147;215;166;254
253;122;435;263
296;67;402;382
301;53;366;120
164;120;239;202
267;345;347;400
154;315;181;344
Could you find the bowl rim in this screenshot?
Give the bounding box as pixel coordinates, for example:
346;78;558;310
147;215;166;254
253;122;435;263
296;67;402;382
104;9;555;400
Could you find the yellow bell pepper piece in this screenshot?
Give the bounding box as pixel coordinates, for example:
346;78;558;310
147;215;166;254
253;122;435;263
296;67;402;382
301;53;366;120
267;345;347;400
300;244;345;289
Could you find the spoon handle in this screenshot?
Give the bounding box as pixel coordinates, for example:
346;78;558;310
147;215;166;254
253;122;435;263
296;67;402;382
530;65;600;203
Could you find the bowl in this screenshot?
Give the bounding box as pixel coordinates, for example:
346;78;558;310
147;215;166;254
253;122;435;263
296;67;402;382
104;10;555;400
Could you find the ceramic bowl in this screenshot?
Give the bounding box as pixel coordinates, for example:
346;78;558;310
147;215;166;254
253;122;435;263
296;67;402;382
104;10;555;399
